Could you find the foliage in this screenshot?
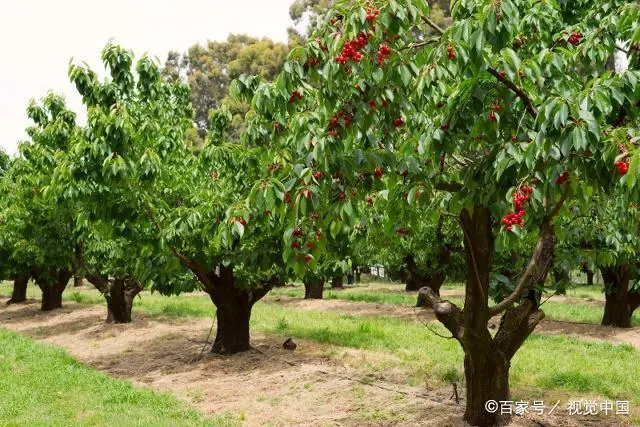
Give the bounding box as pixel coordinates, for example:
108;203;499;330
0;94;79;285
164;34;289;138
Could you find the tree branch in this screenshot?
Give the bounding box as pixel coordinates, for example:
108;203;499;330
488;221;554;316
486;69;538;118
418;287;464;340
434;182;463;192
421;16;445;36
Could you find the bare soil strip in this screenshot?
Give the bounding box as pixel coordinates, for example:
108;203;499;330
0;301;630;426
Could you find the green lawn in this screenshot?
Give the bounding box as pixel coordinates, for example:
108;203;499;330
2;280;640;423
0;329;237;427
269;282;639;326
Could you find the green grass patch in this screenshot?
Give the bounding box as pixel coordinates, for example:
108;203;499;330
3;281;640;407
0;329;237;426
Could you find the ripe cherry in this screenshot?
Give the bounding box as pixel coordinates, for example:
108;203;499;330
374;167;383;178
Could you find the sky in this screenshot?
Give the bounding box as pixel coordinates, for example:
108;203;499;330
0;0;295;155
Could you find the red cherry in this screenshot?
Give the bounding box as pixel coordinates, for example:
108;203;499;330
374;167;383;178
304;255;312;264
292;241;301;249
393;117;405;128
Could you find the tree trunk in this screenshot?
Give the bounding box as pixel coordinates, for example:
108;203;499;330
74;274;84;287
420;208;552;426
204;266;274;355
331;276;344;289
37;269;72;311
304;278;324;299
355;268;361;283
86;274;143;324
601;266;633;328
7;275;29;305
106;279;143;324
586;270;594;285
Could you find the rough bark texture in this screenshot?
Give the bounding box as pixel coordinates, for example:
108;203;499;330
86;274;144;323
304;278;325;299
37;269;72;311
601;266;635;328
202;266;274;355
331;276;344;289
7;275;29;305
421;208;552;426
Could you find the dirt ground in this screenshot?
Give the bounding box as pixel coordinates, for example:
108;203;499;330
0;300;633;426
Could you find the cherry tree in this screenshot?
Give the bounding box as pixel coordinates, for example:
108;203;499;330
237;0;639;424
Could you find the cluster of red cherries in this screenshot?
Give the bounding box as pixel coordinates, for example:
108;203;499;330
230;216;248;227
392;117;404;128
501;185;533;232
327;110;353;137
376;44;392;66
489;103;501;122
366;7;380;22
288;90;303;104
614;161;629;176
568;32;584;46
335;32;370;64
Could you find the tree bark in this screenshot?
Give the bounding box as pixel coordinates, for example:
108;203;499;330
37;269;72;311
601;265;634;328
586;270;594;286
331;276;344;289
86;274;144;324
304;278;325;299
7;275;29;305
73;242;85;287
204;266;274;355
421;208;551;426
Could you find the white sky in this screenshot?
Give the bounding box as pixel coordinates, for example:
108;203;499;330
0;0;294;155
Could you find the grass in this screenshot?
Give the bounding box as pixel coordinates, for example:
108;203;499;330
270;282;640;326
0;329;237;427
3;280;640;418
2;280;638;326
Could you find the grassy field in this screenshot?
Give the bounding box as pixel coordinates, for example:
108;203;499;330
268;281;639;326
0;329;237;426
2;281;639;407
2;280;640;424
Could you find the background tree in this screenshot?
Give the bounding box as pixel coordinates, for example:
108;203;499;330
163;34;289;141
67;46;287;353
0;94;79;310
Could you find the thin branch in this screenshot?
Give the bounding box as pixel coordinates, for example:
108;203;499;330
488;225;550;316
546;183;570;220
422;16;445;35
434;182;463;192
487;69;538;118
615;45;629;55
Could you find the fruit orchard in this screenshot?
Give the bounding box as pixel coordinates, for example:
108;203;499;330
0;0;639;426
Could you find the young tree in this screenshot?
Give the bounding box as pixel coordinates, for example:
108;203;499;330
238;0;640;424
65;45;287;353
